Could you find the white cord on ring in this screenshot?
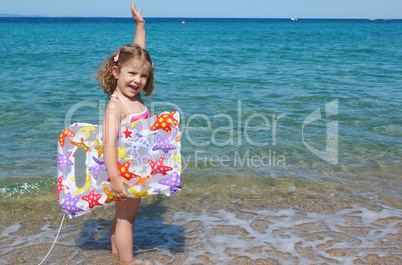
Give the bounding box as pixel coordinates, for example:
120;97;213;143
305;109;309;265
37;213;66;265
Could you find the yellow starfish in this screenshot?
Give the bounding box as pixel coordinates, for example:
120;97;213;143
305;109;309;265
79;125;96;138
173;155;182;172
131;120;139;128
173;155;181;163
128;188;149;199
92;139;101;145
117;146;129;160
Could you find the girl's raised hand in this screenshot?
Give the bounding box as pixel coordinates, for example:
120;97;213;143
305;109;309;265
131;2;145;24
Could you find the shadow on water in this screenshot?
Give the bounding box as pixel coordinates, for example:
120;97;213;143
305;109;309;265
76;195;185;255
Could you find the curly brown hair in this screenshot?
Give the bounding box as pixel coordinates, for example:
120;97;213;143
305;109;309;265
96;44;155;97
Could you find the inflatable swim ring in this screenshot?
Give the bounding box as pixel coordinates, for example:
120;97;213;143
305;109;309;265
57;111;182;218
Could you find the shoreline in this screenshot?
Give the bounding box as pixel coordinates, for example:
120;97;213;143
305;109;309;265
1;173;401;264
1;195;401;264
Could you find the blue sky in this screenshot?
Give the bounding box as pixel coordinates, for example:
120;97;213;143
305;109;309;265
2;0;401;18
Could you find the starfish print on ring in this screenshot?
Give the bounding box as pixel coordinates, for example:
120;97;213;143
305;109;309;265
152;134;177;153
148;155;173;175
89;156;107;180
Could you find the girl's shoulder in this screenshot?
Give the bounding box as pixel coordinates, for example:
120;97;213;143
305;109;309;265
105;97;126;116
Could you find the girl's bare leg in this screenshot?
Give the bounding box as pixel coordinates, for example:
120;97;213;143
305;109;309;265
110;216;118;255
110;198;141;262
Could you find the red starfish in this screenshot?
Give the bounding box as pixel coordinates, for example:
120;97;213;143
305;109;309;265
122;127;132;138
57;175;70;201
107;160;141;182
148;155;173;175
82;189;103;208
59;128;75;147
150;111;179;133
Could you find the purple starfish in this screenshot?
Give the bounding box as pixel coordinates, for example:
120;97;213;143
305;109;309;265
158;171;181;196
60;192;84;218
152;134;177;153
128;129;153;154
57;151;74;172
89;156;107;180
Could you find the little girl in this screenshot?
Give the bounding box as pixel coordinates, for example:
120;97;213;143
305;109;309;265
96;2;154;263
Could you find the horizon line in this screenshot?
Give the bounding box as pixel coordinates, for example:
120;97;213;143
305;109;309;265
1;15;401;20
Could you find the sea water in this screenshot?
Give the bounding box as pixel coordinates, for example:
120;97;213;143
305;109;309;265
0;18;401;264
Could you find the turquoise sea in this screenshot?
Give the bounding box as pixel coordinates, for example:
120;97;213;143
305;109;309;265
0;18;401;264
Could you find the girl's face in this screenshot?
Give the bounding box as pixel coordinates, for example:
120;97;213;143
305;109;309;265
113;58;150;99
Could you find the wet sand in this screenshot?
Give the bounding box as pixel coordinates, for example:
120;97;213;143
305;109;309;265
1;175;401;265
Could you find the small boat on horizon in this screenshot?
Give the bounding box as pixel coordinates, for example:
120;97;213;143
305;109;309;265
291;17;298;21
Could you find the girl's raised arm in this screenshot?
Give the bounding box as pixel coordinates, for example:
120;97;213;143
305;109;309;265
131;2;146;49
